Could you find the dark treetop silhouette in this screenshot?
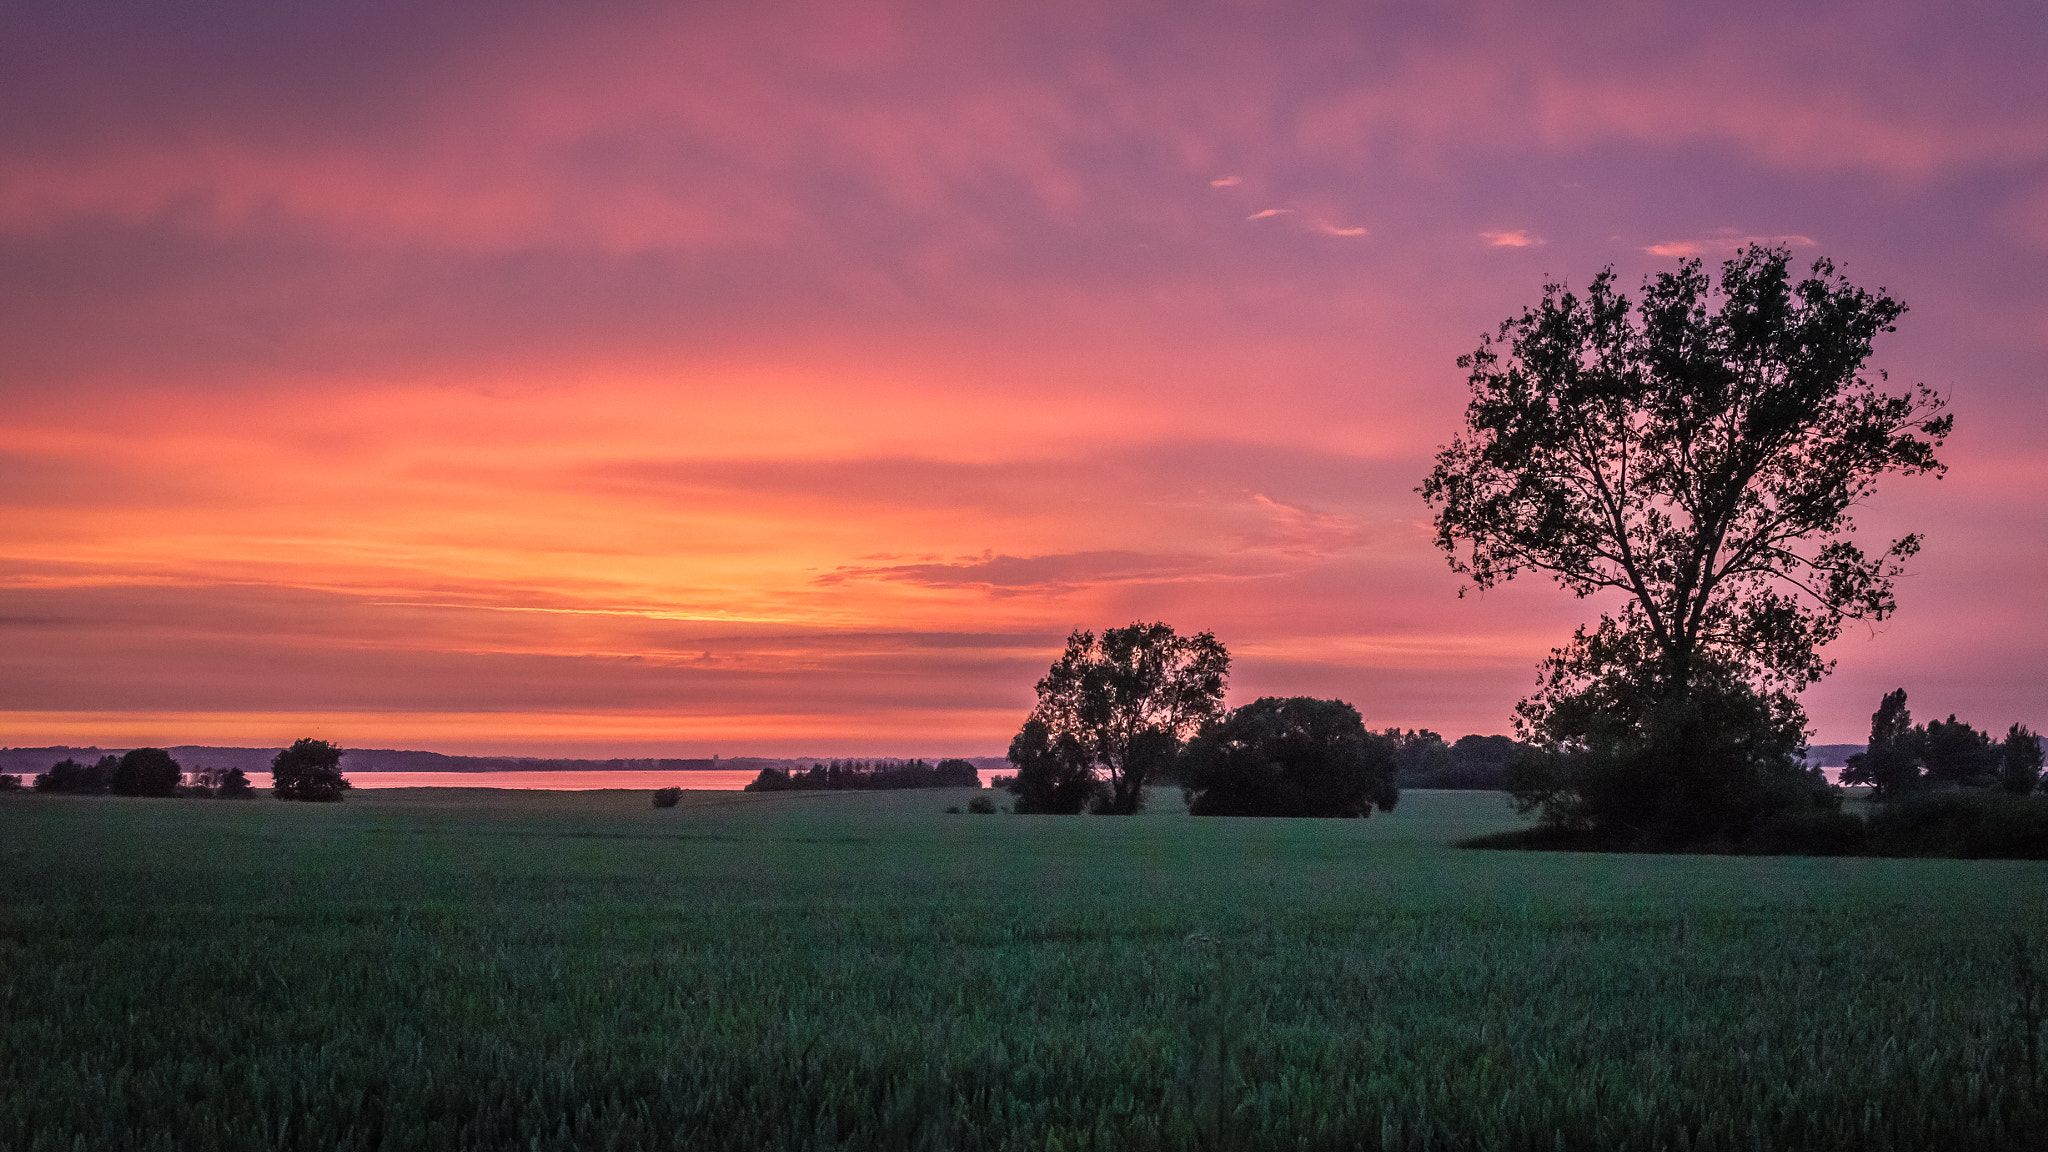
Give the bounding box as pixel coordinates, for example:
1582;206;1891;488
1422;246;1950;842
1007;622;1229;815
1180;696;1399;818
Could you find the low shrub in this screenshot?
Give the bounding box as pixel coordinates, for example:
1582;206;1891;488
651;787;682;808
1748;807;1868;856
0;774;21;792
1866;791;2048;859
1463;790;2048;859
966;794;998;814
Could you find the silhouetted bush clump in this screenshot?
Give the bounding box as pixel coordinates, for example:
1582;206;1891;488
112;748;182;797
1865;792;2048;859
744;759;979;792
652;787;682;808
35;756;117;793
1463;791;2048;859
272;739;351;801
1182;697;1398;818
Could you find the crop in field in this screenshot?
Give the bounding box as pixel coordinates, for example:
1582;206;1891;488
3;787;2046;1150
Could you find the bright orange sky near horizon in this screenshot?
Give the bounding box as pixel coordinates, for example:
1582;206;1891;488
3;0;2044;756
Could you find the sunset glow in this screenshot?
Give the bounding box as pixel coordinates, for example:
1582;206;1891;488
3;1;2043;755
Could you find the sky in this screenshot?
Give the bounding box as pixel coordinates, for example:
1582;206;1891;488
2;0;2044;756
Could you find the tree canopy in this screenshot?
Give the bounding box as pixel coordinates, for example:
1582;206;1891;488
1180;697;1397;817
272;738;351;801
1422;246;1947;841
1009;622;1229;815
112;748;181;797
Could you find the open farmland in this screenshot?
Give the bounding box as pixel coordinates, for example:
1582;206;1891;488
3;788;2046;1150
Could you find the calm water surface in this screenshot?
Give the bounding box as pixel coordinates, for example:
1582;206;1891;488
228;769;1003;791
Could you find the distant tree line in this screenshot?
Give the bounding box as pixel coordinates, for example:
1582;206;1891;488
1384;731;1526;790
9;739;350;802
1842;690;2043;799
744;758;981;792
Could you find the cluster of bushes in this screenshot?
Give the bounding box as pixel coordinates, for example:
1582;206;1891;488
1470;791;2048;859
21;749;254;798
1006;695;1404;819
11;739;350;802
1470;690;2048;857
743;758;981;792
1842;690;2042;797
652;787;683;808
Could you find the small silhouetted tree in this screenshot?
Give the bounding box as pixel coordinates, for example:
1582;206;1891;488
1842;689;1924;800
934;758;981;787
272;739;350;801
1922;715;1997;787
1016;622;1230;815
35;758;87;792
219;768;254;798
112;748;182;797
1182;697;1398;817
1004;717;1100;814
2001;724;2045;795
0;774;20;792
652;787;682;808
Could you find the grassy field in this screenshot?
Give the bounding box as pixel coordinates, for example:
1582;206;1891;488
3;787;2047;1151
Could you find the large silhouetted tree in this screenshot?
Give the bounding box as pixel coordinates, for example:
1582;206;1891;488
1012;623;1229;814
1181;697;1397;817
1422;246;1948;841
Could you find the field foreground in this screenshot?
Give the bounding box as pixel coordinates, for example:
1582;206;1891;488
3;788;2047;1151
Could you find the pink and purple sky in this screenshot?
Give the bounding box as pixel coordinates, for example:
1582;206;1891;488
3;1;2043;756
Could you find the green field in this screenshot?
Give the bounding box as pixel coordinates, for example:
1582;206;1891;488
4;787;2046;1150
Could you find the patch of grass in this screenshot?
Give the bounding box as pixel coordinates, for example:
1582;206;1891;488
3;787;2047;1148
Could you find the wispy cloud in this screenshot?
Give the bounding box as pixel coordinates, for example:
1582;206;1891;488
1480;230;1542;247
1210;175;1242;187
1247;208;1293;220
1314;221;1368;237
815;550;1218;593
1644;230;1817;258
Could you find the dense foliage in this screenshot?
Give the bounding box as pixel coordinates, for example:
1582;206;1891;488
111;747;182;797
271;738;351;801
1501;671;1841;847
32;755;117;793
1422;246;1949;844
1180;697;1398;817
1385;731;1525;790
1003;718;1103;814
1843;689;2042;800
743;758;980;792
5;790;2048;1150
1008;622;1230;815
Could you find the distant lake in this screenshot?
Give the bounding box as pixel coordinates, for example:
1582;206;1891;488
228;769;1005;791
